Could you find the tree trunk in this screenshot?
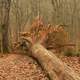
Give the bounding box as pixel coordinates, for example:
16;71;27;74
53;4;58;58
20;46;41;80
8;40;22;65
30;43;80;80
1;0;11;53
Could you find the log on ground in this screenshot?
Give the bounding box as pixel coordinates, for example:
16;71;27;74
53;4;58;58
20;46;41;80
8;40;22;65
30;43;80;80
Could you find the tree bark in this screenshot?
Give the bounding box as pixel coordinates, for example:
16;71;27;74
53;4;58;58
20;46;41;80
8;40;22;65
30;43;80;80
1;0;11;53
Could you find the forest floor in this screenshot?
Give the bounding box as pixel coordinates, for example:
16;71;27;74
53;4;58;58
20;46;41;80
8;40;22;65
0;53;49;80
61;56;80;76
0;53;80;80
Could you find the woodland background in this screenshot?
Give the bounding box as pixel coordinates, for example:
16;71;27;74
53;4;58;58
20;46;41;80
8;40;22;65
0;0;80;53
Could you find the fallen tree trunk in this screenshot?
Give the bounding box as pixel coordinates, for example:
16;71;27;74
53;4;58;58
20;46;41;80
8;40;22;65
15;35;80;80
30;43;80;80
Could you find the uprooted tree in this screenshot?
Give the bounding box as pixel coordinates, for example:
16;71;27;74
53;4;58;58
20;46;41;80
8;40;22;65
14;17;80;80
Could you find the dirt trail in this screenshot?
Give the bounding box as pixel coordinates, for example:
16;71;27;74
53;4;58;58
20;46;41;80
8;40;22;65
0;53;48;80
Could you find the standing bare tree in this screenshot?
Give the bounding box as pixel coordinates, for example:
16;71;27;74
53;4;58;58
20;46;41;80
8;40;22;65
0;0;11;53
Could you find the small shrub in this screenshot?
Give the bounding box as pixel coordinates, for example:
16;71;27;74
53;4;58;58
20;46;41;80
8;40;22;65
76;52;80;57
64;47;76;56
